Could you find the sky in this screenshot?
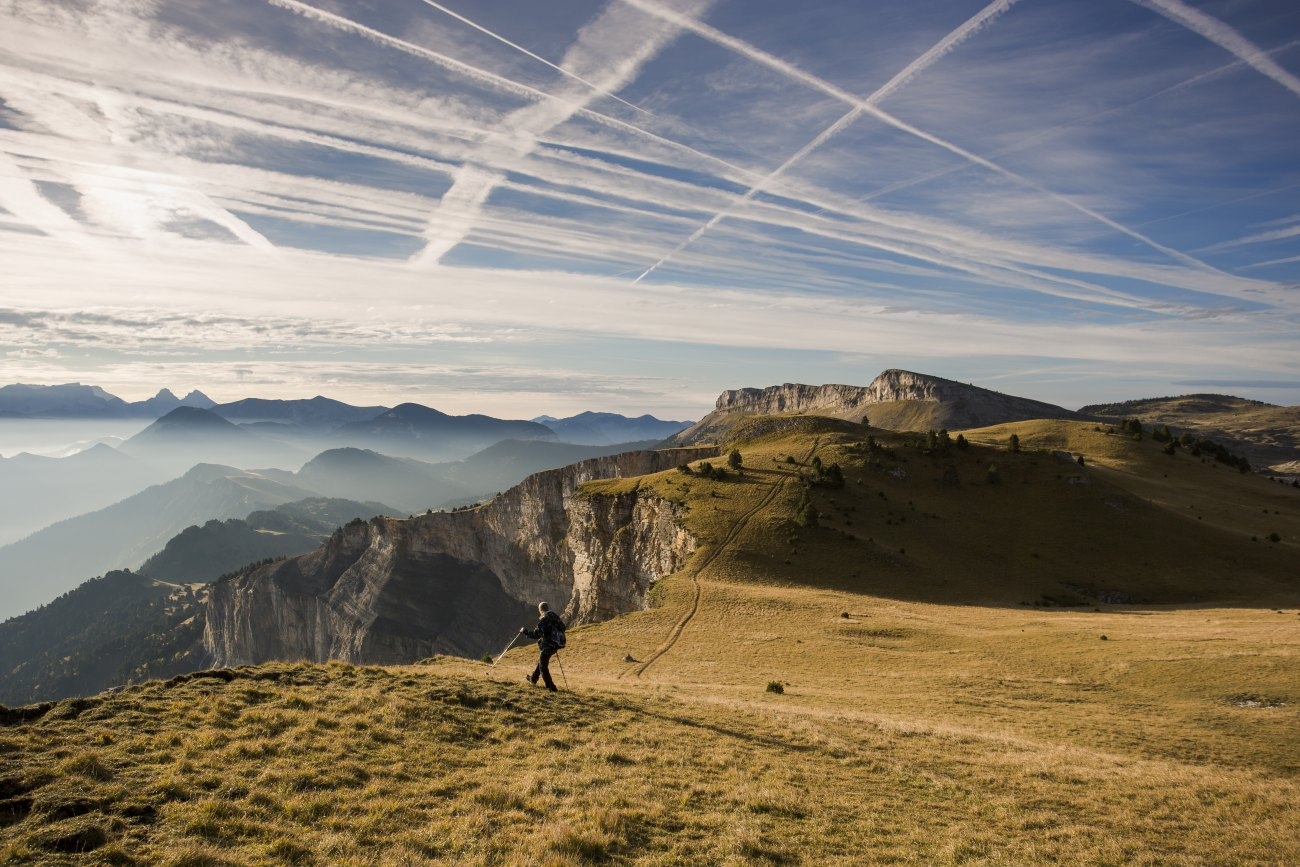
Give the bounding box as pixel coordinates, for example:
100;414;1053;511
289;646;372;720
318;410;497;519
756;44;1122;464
0;0;1298;420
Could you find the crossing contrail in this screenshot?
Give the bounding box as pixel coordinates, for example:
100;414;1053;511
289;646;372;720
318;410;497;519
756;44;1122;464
415;0;652;116
845;39;1300;208
407;1;709;268
623;0;1232;280
632;0;1021;283
264;0;754;197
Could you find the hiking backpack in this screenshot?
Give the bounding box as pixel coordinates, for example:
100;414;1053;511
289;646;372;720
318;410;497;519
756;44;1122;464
544;614;567;649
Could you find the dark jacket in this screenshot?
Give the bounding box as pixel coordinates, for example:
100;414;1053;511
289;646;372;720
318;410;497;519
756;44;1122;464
523;610;565;651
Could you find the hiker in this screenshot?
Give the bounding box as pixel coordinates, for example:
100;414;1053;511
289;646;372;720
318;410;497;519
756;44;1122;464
520;602;565;692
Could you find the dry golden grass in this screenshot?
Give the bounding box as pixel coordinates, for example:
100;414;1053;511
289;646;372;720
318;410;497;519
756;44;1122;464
3;420;1298;865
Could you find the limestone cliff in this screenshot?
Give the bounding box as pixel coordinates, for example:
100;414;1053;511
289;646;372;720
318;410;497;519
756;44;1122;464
203;447;715;666
674;369;1079;442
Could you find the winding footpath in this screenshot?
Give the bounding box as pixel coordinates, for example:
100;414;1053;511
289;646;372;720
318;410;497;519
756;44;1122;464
629;440;819;678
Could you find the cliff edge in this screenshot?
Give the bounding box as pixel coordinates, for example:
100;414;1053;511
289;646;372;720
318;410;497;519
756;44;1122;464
673;369;1079;443
204;447;716;666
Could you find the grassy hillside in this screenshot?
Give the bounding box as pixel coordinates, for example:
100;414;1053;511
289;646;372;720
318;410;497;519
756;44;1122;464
2;418;1298;864
1078;394;1300;475
0;571;206;707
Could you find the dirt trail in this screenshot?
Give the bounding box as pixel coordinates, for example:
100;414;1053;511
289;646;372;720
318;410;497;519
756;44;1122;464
630;441;819;678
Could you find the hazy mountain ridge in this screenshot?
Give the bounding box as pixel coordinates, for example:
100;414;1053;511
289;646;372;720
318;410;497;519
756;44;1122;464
533;411;693;444
333;403;557;461
211;395;388;427
137;497;398;584
0;436;678;623
118;407;313;475
0;383;213;418
0;496;396;705
0;443;169;547
0;465;325;620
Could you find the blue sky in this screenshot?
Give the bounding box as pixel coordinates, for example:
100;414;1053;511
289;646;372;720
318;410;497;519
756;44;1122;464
0;0;1297;418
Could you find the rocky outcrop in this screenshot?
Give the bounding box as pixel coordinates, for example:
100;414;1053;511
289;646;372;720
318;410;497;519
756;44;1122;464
203;447;715;666
715;383;874;416
673;369;1079;442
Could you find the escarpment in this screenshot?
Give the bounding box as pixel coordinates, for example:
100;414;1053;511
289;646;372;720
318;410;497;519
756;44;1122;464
674;370;1079;442
203;447;715;666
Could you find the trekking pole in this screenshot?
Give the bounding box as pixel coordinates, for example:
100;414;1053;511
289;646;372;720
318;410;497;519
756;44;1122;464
555;652;570;691
487;631;521;673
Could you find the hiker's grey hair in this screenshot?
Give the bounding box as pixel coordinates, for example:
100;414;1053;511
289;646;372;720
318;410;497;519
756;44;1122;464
538;602;549;613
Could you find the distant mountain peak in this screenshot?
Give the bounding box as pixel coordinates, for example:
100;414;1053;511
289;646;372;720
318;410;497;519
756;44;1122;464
154;406;240;428
386;402;452;421
532;410;693;445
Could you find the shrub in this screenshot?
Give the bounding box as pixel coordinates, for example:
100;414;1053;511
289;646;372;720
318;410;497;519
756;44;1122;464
728;449;744;472
1008;433;1021;453
796;501;819;528
766;681;784;694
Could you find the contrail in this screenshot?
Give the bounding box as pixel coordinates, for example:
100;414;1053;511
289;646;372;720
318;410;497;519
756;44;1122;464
863;106;1232;277
846;40;1300;208
267;0;582;109
632;0;1020;283
407;0;713;268
1242;254;1300;270
1197;223;1300;254
1133;0;1300;99
623;0;1231;279
415;0;652;116
633;105;864;283
1137;180;1300;229
265;0;756;202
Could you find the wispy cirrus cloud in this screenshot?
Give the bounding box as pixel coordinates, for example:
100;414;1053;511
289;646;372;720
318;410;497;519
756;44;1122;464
0;0;1297;413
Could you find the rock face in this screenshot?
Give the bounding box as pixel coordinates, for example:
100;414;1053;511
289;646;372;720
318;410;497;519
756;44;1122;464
715;383;874;416
675;369;1079;442
203;447;715;666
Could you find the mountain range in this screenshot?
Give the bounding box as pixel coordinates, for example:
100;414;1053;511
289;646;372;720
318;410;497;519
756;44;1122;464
0;383;214;419
0;464;330;619
531;411;694;445
1;368;1297;702
0;433;679;621
0;384;694;442
0;443;169;547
